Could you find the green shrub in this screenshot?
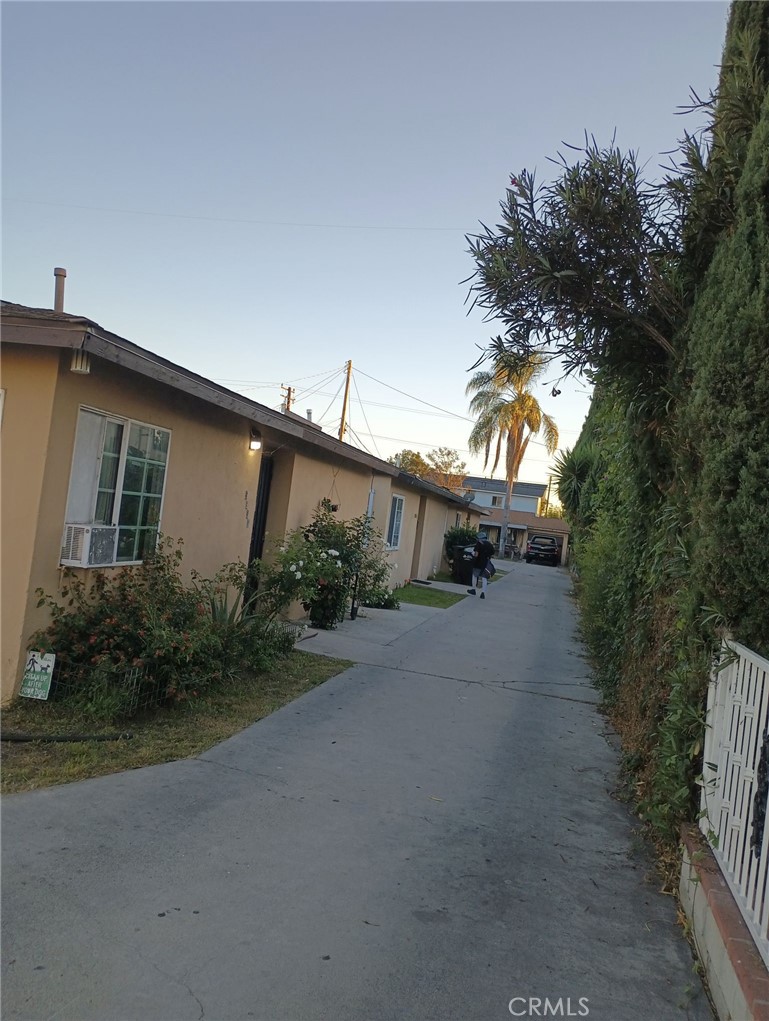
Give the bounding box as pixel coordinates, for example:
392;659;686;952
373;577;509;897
253;500;397;629
30;538;297;717
361;587;401;610
444;525;478;558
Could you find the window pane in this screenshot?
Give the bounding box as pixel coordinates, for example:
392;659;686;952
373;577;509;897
150;429;169;462
146;464;165;495
98;452;119;490
92;424;124;526
387;501;396;545
116;528;137;562
115;422;168;562
122;458;146;494
136;528;157;560
94;490;116;525
128;423;153;458
119;493;140;526
103;421;124;456
388;496;403;547
141;496;162;527
65;411;105;524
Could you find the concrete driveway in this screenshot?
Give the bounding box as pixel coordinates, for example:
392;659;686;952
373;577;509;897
1;565;712;1021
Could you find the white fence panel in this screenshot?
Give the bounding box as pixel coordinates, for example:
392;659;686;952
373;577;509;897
701;640;769;968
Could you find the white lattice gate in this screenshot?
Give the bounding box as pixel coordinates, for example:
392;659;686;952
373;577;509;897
700;640;769;968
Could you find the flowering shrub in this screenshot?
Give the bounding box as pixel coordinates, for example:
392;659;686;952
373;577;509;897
30;538;296;718
254;500;397;628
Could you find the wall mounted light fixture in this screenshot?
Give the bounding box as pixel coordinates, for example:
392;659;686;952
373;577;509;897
249;428;262;451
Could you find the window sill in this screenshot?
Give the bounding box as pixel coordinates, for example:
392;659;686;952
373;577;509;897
59;560;144;570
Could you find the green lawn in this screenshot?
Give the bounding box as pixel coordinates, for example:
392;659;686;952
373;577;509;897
1;650;350;795
397;585;466;608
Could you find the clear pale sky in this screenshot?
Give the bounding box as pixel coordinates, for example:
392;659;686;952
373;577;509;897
2;1;729;483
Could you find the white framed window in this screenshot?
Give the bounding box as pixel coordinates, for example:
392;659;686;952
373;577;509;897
491;495;503;507
386;494;404;549
62;408;171;566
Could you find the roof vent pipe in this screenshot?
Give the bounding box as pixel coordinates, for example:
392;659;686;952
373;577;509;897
306;409;313;422
54;267;67;312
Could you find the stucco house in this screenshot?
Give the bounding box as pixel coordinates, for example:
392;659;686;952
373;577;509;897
460;475;569;563
1;294;481;703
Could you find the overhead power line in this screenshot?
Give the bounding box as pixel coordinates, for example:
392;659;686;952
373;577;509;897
221;364;563;453
291;367;347;407
353;368;474;422
351;372;381;459
351;429;559;463
346;424;375;456
316;378;347;426
12;198;473;233
217;366;343;387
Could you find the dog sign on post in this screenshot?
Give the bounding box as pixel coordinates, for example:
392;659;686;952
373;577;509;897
20;651;55;700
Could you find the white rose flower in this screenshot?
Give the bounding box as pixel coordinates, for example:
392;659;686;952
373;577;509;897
290;564;296;572
295;571;302;580
320;552;327;559
298;560;304;567
328;548;339;557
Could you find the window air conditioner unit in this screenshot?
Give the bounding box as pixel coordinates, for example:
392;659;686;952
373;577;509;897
60;524;117;567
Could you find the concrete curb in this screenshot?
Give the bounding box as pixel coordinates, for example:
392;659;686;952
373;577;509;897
680;824;769;1020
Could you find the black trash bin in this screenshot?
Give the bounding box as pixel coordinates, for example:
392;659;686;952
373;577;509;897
450;544;475;586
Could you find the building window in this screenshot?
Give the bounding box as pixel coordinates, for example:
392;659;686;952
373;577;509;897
63;408;170;565
386;494;404;549
491;495;503;508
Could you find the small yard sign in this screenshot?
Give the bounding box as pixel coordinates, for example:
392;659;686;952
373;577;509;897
20;651;55;700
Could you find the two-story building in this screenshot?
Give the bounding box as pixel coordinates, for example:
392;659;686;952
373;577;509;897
460;475;570;565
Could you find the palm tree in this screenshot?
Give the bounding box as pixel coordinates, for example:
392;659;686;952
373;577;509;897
552;444;596;524
466;352;559;555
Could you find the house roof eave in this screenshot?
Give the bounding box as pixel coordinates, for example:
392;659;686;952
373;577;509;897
1;303;400;479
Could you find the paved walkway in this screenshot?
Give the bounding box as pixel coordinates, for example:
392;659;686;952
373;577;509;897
1;565;712;1021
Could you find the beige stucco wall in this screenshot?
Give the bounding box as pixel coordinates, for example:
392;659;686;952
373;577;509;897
257;450;398;619
262;451;396;554
385;485;420;588
283;452;382;533
1;346;60;702
412;495;451;581
3;349;262;702
368;475;394;544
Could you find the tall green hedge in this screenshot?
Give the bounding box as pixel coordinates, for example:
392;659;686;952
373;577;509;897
680;89;769;655
562;3;769;839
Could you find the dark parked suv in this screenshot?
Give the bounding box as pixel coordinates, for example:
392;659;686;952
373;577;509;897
525;535;560;566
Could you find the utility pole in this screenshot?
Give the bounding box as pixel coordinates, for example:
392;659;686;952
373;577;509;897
338;360;352;442
281;385;294;412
